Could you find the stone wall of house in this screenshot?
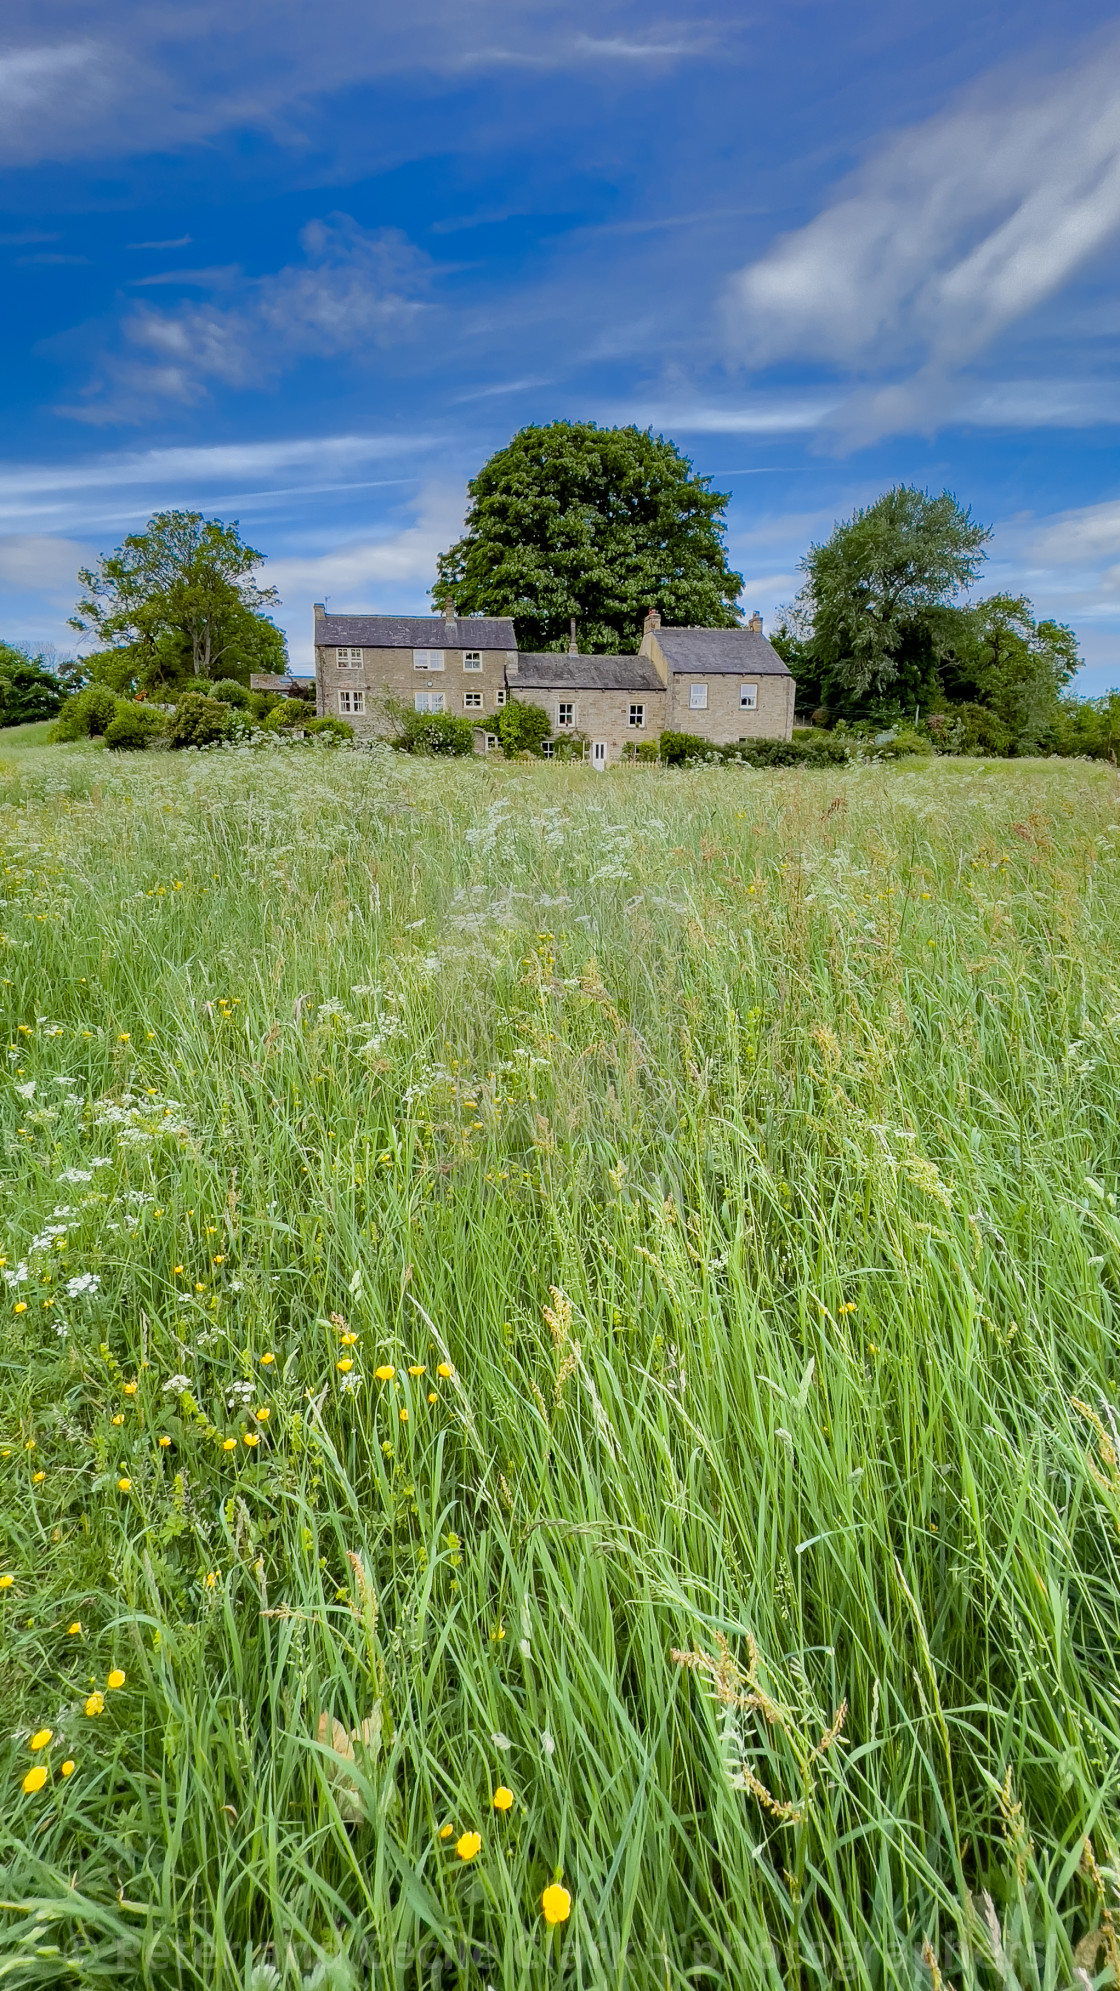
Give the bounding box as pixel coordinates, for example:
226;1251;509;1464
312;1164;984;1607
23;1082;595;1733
315;645;514;738
666;671;794;744
511;684;667;762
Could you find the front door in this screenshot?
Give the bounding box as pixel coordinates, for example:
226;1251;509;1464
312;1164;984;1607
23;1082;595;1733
591;741;607;770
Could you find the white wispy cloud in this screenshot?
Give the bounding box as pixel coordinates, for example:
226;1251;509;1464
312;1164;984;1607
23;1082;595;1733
727;36;1120;442
64;218;430;423
0;535;92;593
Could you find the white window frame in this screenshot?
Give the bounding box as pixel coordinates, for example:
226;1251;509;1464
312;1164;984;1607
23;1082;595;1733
338;689;365;715
414;691;445;714
689;683;708;710
541;740;555;758
413;649;445;672
462;651;482;672
628;703;645;728
484;733;498;751
557;701;575;728
739;682;758;710
495;687;507;708
335;647;363;670
463;691;482;710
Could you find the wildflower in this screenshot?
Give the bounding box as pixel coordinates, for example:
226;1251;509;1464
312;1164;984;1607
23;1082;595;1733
66;1273;100;1299
336;1359;353;1374
436;1362;453;1379
111;1414;124;1426
428;1391;437;1404
374;1365;396;1381
221;1438;236;1452
117;1476;131;1491
118;1034;130;1043
158;1435;171;1448
261;1353;275;1366
439;1824;454;1839
67;1621;81;1634
254;1407;270;1422
490;1624;506;1642
454;1831;481;1861
243;1432;260;1447
542;1884;571;1925
173;1265;184;1275
212;1255;225;1265
60;1760;75;1777
408;1364;425;1377
0;1575;13;1591
399;1407;408;1422
106;1669;125;1689
84;1692;104;1716
22;1765;48;1794
32;1470;45;1483
339;1331;358;1347
838;1302;857;1316
123;1381;138;1396
29;1728;52;1750
194;1283;205;1293
493;1786;513;1811
13;1302;26;1314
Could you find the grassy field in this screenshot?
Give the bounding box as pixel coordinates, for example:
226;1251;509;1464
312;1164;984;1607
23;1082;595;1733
1;740;1119;1990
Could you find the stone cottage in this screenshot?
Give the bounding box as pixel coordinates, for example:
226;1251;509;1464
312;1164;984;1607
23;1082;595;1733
312;602;794;762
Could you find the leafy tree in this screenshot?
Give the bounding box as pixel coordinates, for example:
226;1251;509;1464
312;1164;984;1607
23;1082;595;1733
435;422;743;652
496;699;551;756
792;487;990;711
70;512;285;692
941;595;1079;752
53;685;119;741
0;646;62;726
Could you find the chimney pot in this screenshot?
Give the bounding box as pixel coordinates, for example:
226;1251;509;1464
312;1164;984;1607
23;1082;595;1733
313;602;326;619
748;610;763;632
644;607;661;633
443;599;456;621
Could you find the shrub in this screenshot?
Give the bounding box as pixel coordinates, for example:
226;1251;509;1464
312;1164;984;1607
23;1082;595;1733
104;704;166;751
166;693;233;749
262;698;311;731
249;691;284;722
497;700;551;757
305;715;354;743
52;684;119;741
0;655;62;726
209;678;251;708
657;730;718;766
874;727;934;759
397;711;478;756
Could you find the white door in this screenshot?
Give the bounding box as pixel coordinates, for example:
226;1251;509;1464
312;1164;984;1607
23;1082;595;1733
591;741;607;770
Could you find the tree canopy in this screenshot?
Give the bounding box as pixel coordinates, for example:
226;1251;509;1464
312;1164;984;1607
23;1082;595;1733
0;644;63;727
434;422;743;652
70;511;286;691
790;486;990;709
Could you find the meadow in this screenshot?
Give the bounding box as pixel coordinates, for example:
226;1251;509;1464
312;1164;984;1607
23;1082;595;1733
1;738;1119;1991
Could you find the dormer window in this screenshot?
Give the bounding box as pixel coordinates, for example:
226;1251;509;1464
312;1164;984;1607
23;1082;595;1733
463;651;482;672
336;647;363;669
413;650;445;672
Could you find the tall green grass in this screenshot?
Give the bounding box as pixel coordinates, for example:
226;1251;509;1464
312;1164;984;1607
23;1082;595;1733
0;742;1119;1988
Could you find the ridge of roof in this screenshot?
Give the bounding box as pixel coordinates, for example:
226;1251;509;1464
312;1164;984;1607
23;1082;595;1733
316;613;517;649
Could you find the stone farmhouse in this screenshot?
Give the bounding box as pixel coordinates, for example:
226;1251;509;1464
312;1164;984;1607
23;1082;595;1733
311;602;794;763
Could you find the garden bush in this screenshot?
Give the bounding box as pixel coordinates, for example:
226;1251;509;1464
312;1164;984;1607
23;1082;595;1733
261;698;312;731
496;699;551;757
52;684;119;741
166;692;233;749
304;715;354;743
103;704;167;751
209;678;252;708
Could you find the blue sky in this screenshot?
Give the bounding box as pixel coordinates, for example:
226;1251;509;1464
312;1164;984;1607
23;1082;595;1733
3;0;1120;686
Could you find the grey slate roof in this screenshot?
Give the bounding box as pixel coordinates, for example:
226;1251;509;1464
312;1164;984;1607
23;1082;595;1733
654;627;791;676
315;613;516;651
514;652;665;693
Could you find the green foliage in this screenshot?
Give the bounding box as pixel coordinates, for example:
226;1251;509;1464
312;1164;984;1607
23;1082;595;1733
0;646;62;726
381;696;478;756
103;704;167;752
305;715;354;743
496;698;551;756
656;729;720;765
166;691;234;749
794;486;990;708
261;697;312;730
1043;690;1120;759
435;421;743;652
209;678;252;708
70;510;286;693
52;683;120;740
942;594;1081;752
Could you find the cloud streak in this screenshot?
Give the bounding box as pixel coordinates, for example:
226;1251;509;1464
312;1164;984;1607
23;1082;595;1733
727;36;1120;441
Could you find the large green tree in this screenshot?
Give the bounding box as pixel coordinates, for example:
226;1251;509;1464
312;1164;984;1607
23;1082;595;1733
793;486;990;711
942;594;1080;752
434;422;743;652
0;644;62;726
70;511;286;691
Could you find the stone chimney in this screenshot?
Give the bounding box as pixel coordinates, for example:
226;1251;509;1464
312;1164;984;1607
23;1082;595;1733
313;602;326;620
747;610;763;632
644;607;661;634
568;616;578;655
443;599;456;622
